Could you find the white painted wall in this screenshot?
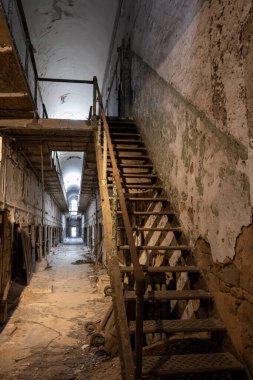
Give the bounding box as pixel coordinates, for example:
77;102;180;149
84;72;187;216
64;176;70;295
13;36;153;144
23;0;119;119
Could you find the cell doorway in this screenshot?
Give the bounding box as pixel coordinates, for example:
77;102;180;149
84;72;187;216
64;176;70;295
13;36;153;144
71;227;77;238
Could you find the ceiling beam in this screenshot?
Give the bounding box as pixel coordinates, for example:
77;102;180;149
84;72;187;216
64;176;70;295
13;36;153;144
0;118;92;131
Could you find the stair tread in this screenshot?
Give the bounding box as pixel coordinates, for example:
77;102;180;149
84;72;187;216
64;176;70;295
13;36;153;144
117;211;174;215
108;120;135;124
142;352;244;375
129;318;226;334
127;197;168;201
108;184;162;188
119;245;190;250
124;289;211;301
107;164;153;168
110;133;141;137
109;197;167;201
108;174;157;178
107;184;162;189
111;139;143;143
120;265;199;273
109;123;136;127
108;181;154;185
113;147;146;152
110;155;150;159
117;227;182;232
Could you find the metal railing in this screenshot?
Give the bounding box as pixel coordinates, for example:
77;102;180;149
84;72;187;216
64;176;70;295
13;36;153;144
93;76;145;379
1;0;45;117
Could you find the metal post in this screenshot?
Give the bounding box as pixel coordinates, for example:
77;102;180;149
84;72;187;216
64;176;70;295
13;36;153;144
34;79;38;109
8;0;14;29
135;279;145;379
25;38;29;77
2;139;7;211
93;76;97;117
40;143;45;226
42;104;48;119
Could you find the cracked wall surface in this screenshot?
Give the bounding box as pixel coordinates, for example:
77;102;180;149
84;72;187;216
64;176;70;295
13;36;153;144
0;140;61;227
103;0;253;373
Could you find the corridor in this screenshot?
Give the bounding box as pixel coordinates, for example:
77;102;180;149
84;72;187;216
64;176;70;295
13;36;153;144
0;242;117;380
0;0;253;378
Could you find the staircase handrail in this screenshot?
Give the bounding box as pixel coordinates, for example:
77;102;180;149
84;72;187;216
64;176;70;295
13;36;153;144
93;76;145;379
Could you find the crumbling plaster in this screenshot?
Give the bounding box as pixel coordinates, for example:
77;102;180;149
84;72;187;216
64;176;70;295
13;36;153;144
84;191;103;259
0;141;61;227
103;0;253;371
104;0;252;263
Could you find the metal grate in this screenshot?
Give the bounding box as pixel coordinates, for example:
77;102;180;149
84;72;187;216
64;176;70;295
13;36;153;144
143;353;243;376
129;318;225;334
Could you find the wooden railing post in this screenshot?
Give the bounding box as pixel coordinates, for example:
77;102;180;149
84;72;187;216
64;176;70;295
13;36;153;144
93;76;145;379
97;118;101;146
93;124;135;380
111;180;118;258
102;131;107;183
135;280;145;379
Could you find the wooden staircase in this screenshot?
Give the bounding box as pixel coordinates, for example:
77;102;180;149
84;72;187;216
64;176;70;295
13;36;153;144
92;79;246;379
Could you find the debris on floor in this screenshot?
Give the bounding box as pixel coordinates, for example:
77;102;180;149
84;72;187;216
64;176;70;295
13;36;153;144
0;243;119;380
71;259;93;265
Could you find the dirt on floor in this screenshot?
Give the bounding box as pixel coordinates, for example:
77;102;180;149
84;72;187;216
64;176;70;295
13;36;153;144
0;243;121;380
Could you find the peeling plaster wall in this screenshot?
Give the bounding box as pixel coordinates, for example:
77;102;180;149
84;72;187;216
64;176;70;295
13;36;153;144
84;191;103;259
0;141;61;227
103;0;253;372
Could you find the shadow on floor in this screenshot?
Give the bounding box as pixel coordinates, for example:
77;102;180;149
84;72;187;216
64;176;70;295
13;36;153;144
63;238;84;245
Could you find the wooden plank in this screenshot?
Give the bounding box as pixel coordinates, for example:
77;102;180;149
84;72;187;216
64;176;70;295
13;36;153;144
0;118;91;131
120;266;199;273
110;174;157;178
119;245;190;251
108;184;162;189
126;197;168;201
129;318;226;334
0;46;12;52
117;211;174;216
0;92;28;97
111;139;143;144
107;163;153;168
124;290;211;301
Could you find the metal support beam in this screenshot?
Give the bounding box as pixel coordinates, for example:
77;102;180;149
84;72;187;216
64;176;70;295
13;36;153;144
37;77;94;84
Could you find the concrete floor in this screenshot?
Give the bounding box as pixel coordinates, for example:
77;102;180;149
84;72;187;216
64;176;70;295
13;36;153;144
0;243;120;380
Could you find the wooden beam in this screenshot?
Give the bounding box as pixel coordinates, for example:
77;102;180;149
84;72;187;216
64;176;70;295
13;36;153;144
0;46;12;52
0;118;92;132
0;92;28;97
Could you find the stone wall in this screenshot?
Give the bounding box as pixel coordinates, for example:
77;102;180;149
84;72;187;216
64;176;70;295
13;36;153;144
103;0;253;373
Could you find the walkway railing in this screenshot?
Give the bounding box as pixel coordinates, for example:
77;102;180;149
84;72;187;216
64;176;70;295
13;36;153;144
93;76;145;379
1;0;45;116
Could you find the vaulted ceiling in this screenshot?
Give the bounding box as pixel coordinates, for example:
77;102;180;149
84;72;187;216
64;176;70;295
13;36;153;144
22;0;118;119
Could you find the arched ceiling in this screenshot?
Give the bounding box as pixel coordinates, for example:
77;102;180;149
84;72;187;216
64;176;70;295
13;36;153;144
57;151;84;207
22;0;118;119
